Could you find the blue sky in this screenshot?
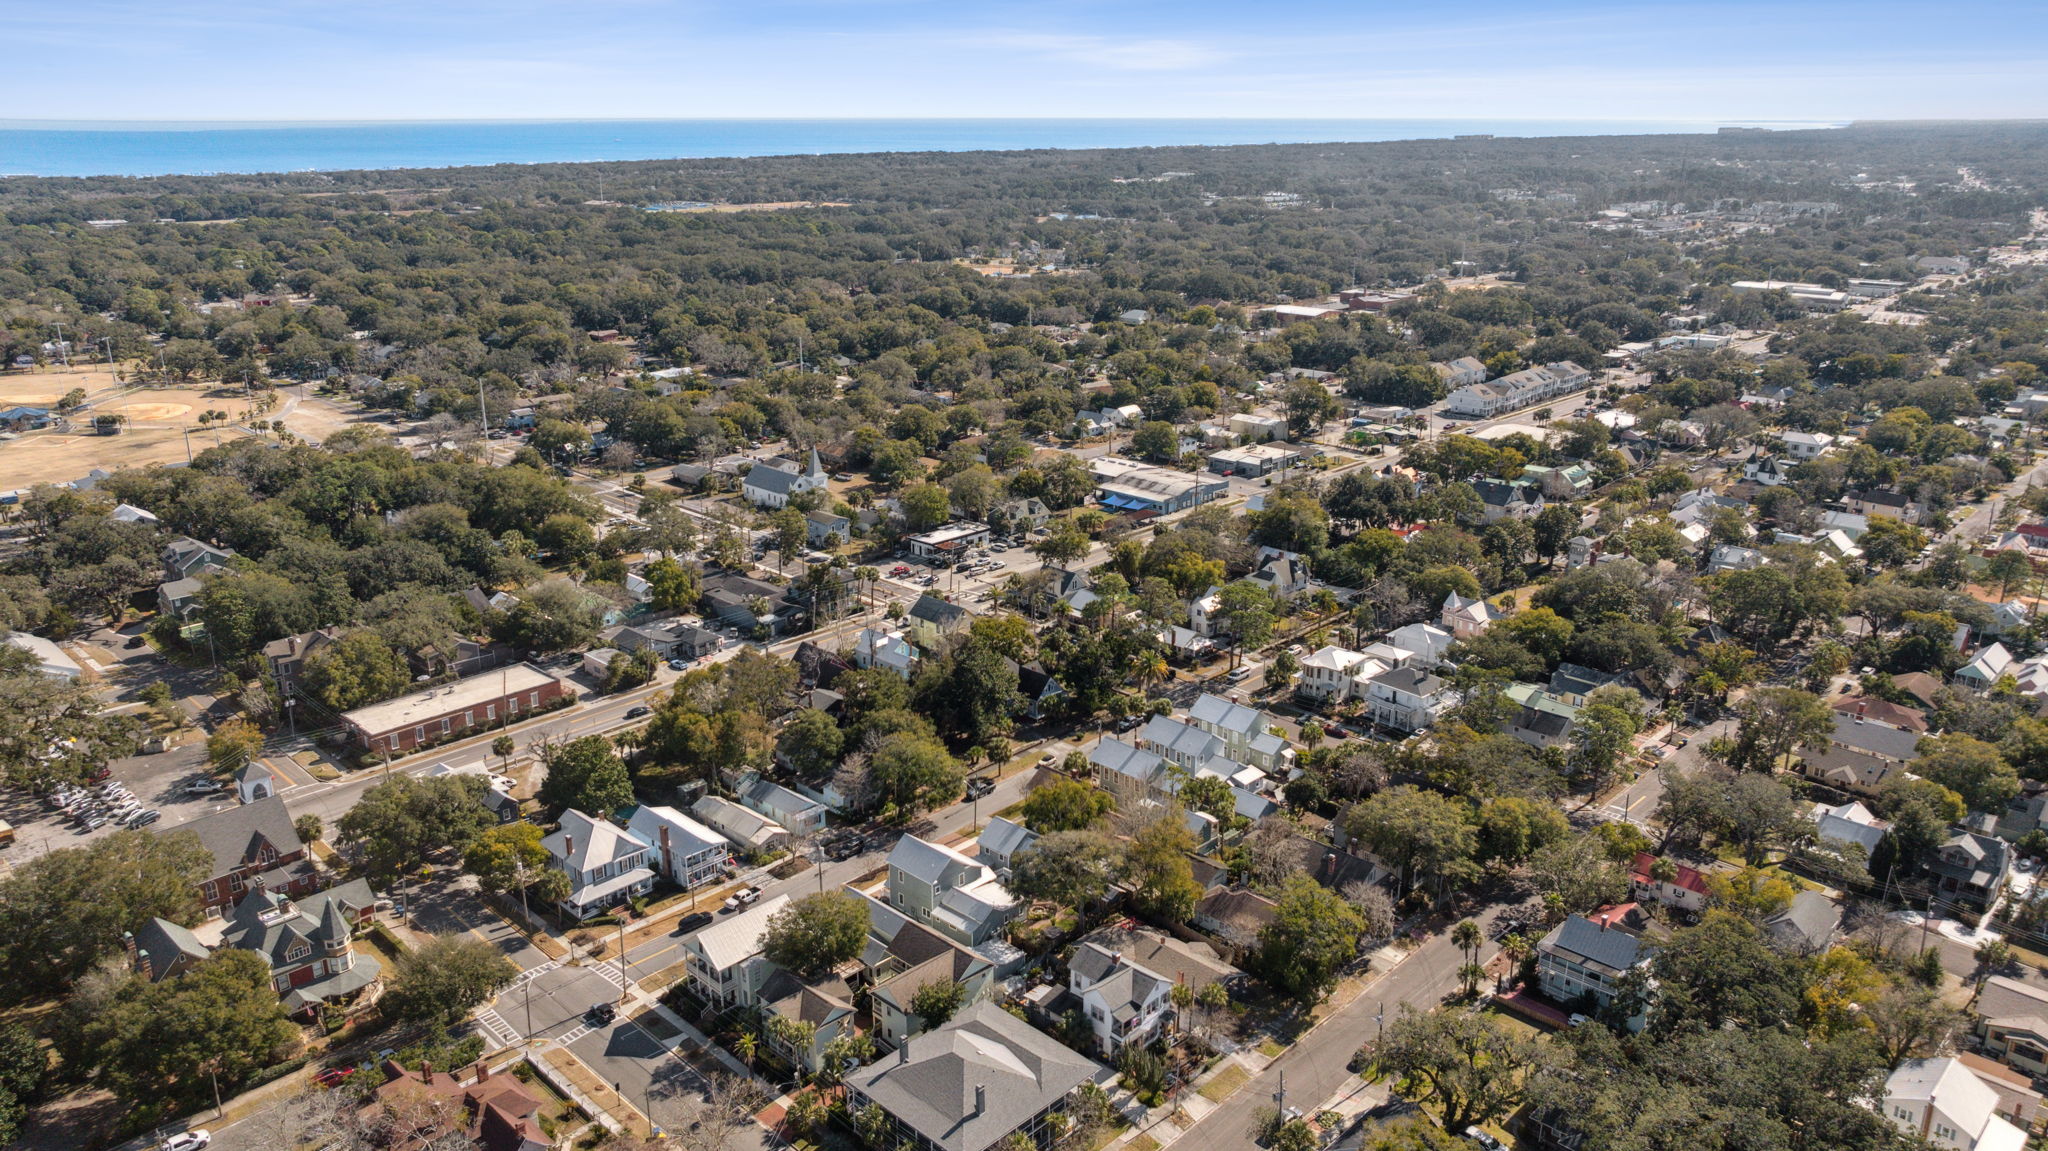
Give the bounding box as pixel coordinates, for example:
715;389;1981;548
5;0;2045;121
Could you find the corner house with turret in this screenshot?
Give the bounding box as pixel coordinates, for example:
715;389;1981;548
127;877;383;1018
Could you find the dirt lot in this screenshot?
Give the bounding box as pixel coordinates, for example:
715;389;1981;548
0;365;376;489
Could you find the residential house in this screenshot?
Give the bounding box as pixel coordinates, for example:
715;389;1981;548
260;626;346;692
1440;592;1504;638
1011;660;1067;721
1928;829;2010;921
976;817;1039;875
843;1001;1104;1151
906;594;971;651
859;896;997;1047
1764;890;1842;956
1187;693;1295;773
1091;737;1172;796
1707;544;1766;574
737;774;828;834
612;619;722;660
1877;1058;2027;1151
1442;361;1591;418
992;497;1051;535
1831;711;1924;763
1297;646;1383;703
1741;452;1791;487
1958;643;2015;691
1628;853;1708;912
542;810;655;920
1504;683;1580;750
1360;667;1453;732
625;805;731;889
681;893;792;1007
1974;976;2048;1080
1847;488;1925;525
806;509;851;548
1520;463;1594;500
369;1058;551;1151
157;576;205;619
701;572;790;635
1066;924;1235;1055
1782;431;1837;460
1548;662;1625;707
1795;745;1911;798
1811;800;1890;854
1433;357;1487;390
1535;912;1656;1032
163;537;234;581
1243;552;1311;598
1830;696;1928;733
759;968;858;1073
169;796;318;915
885;835;1018;947
130;878;382;1016
690;794;789;855
854;627;919;680
1473;478;1546;522
742;449;829;509
1193;887;1280;953
4;632;82;679
1388;622;1456;668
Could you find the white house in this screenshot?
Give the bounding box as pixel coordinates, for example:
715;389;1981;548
742;449;829;509
1297;646;1382;702
681;893;792;1006
542;809;656;920
854;627;918;680
1443;361;1590;418
625;804;731;888
1878;1058;2028;1151
1781;431;1837;460
1810;800;1889;855
1187;693;1294;773
1387;622;1456;668
1359;667;1454;732
1067;942;1175;1057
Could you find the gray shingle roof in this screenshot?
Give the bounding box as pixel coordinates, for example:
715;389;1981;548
1831;712;1923;762
170;794;301;878
847;1000;1102;1151
1542;914;1653;974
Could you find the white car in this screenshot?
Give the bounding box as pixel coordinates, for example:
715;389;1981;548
161;1131;211;1151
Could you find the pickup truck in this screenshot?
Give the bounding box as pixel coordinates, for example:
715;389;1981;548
721;886;763;913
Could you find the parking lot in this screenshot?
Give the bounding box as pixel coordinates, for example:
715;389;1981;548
0;741;239;865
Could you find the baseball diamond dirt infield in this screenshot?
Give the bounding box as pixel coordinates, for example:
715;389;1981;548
0;365;375;489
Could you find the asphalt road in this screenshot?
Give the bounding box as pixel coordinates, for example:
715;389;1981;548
1174;897;1515;1150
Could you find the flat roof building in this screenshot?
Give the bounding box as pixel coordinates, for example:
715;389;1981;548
341;663;566;754
1089;457;1227;514
905;522;992;561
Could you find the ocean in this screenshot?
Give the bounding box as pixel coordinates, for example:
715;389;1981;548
0;118;1842;179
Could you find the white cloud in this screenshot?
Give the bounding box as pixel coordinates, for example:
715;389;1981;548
991;32;1227;71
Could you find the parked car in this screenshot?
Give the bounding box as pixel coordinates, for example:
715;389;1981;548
965;776;995;799
185;778;228;796
1567;1013;1591;1028
160;1132;211;1151
313;1067;357;1088
1037;751;1058;766
1116;714;1144;733
585;1002;618;1026
668;658;689;670
673;911;715;935
721;886;763;913
1463;1129;1504;1151
1226;666;1255;683
124;809;162;828
890;565;911;576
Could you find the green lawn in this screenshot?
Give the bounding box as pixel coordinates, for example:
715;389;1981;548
1198;1064;1252;1102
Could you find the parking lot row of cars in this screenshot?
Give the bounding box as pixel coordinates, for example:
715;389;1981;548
46;779;164;832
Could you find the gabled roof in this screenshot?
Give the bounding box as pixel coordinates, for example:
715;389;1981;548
1540;914;1653;975
977;816;1038;864
1091;737;1167;787
625;804;730;859
909;594;970;628
692;892;791;971
1188;692;1267;737
1629;852;1708;895
133;916;210;981
171;794;301;878
889;835;985;888
542;809;651;872
1831;712;1923;761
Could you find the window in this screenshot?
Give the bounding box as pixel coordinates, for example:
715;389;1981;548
464;710;474;727
288;942;309;961
486;705;495;721
414;725;425;743
1935;1125;1954;1141
530;690;541;707
508;695;519;713
440;718;451;734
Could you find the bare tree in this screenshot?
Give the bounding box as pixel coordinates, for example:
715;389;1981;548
1341;880;1398;946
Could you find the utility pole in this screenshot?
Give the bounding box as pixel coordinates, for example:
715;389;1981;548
50;322;70;367
617;918;628;1007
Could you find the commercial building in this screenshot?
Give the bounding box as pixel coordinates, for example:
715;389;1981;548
1089;457;1228;515
1206;442;1314;477
340;663;566;754
905;522;992;562
1729;280;1851;311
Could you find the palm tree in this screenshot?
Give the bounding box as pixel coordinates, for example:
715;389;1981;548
1499;932;1534;982
1169;981;1196;1036
1452;919;1482;963
1135;651;1169;694
1458;961;1487;997
734;1032;757;1070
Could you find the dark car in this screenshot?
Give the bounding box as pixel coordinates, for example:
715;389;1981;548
673;911;715;936
585;1002;618;1026
624;705;651;719
964;776;995;799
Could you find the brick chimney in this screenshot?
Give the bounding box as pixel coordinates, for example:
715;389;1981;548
659;825;674;879
564;833;575;859
475;1060;491;1082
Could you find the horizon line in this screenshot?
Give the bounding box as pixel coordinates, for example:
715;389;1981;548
0;115;1861;130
